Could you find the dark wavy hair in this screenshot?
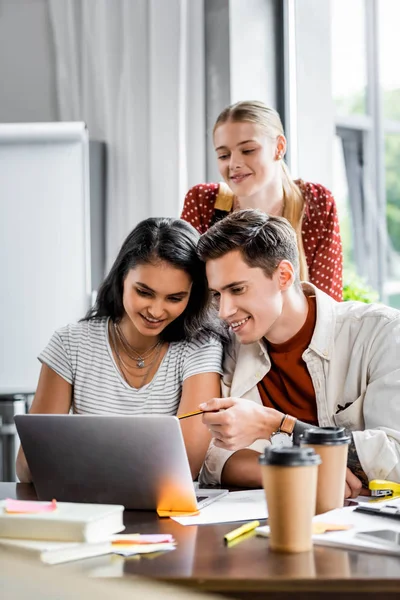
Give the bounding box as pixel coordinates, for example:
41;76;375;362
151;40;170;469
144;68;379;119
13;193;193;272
84;217;224;342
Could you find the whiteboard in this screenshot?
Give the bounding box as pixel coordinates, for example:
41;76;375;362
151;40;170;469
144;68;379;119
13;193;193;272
0;122;92;394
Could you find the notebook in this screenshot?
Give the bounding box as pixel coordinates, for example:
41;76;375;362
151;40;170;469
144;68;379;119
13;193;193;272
0;538;113;565
0;499;125;542
15;414;228;512
0;534;176;565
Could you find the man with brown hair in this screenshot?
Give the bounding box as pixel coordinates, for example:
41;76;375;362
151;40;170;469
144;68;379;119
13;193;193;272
197;209;400;497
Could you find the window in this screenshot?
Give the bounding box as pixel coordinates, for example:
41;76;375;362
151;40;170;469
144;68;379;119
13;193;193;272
333;134;355;270
331;0;400;306
332;0;367;117
380;0;400;307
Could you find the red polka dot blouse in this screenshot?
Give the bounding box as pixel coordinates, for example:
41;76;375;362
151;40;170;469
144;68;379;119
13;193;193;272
181;181;343;302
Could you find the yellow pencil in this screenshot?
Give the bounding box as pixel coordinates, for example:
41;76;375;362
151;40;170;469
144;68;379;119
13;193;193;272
178;409;204;420
224;520;260;543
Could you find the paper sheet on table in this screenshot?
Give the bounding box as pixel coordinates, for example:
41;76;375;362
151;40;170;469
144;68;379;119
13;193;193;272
256;522;352;537
312;505;400;556
172;490;267;525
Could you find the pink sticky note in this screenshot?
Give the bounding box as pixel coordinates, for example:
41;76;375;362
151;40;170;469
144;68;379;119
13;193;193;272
4;498;57;514
134;534;175;544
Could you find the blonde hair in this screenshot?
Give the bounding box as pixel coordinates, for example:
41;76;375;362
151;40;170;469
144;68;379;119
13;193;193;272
213;100;308;281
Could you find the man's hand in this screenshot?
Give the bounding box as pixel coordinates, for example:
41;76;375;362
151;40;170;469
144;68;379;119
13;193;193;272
345;467;363;499
199;397;283;451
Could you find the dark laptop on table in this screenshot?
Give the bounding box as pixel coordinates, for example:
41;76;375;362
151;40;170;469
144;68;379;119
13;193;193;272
15;414;227;511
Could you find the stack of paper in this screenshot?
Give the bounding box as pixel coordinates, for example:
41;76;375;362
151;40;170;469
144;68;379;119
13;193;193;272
0;498;177;565
0;534;177;565
0;537;113;565
172;490;268;526
312;503;400;556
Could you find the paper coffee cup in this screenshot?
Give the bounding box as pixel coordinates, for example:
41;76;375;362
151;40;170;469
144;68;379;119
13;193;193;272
301;427;350;515
259;447;321;553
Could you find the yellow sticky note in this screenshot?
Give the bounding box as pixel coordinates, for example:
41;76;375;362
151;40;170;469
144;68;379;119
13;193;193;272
313;522;353;534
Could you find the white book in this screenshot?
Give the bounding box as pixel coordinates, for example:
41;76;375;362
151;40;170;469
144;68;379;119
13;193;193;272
0;501;125;542
0;538;113;565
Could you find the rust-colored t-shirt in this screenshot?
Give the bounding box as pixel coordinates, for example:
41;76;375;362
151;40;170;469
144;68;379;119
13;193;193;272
257;296;318;425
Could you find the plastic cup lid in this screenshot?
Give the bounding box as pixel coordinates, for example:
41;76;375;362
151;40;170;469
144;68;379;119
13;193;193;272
259;446;321;467
301;426;351;446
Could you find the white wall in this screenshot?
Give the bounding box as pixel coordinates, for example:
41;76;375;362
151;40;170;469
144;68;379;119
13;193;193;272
0;0;57;122
293;0;334;188
0;123;91;394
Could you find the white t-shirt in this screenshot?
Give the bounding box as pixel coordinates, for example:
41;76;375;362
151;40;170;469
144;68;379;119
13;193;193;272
39;317;223;415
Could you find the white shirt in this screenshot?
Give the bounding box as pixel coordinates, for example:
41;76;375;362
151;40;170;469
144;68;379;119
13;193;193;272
200;283;400;485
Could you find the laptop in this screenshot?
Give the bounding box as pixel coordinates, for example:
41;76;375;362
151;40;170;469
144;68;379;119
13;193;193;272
14;414;228;511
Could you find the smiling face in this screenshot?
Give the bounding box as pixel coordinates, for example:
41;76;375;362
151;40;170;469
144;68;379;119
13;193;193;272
213;121;283;197
121;261;192;340
206;249;285;344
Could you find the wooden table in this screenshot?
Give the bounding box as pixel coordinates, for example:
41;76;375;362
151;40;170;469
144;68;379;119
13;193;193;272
2;483;400;599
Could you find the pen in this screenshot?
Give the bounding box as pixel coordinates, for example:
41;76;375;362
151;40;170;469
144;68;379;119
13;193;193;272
178;408;221;420
354;505;400;520
224;520;260;543
178;410;204;420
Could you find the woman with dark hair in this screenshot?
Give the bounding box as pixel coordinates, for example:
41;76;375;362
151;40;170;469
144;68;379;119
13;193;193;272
16;218;223;482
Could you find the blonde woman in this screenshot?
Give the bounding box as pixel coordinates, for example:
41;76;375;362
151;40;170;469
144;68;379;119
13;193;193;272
181;101;343;301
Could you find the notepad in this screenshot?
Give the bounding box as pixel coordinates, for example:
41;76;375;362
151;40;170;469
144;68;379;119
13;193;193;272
0;500;125;542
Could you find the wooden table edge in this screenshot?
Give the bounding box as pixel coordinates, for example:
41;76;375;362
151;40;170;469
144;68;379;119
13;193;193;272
154;577;400;593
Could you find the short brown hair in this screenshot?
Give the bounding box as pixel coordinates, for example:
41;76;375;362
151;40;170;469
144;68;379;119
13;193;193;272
197;209;300;282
